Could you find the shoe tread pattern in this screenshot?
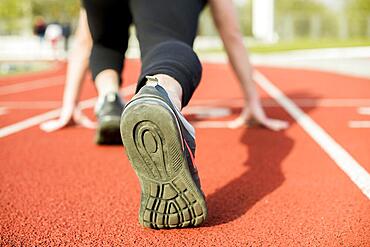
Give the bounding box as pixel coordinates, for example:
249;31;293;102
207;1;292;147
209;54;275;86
121;98;207;229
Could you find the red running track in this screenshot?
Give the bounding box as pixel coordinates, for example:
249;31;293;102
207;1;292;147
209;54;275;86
1;60;369;246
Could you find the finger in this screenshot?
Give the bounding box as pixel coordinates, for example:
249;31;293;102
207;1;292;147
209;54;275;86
226;108;253;128
77;115;97;129
270;119;289;130
239;107;251;120
40;120;68;132
192;120;231;128
73;111;97;129
262;119;289;131
226;116;248;129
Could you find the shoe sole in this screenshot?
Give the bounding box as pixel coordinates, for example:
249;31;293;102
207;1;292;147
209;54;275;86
120;97;207;229
96;116;122;145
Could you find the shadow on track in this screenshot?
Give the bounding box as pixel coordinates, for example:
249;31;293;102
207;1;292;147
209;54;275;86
205;127;294;226
197;89;320;227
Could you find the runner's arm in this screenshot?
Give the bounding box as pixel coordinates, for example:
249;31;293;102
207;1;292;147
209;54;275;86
208;0;288;131
40;9;95;132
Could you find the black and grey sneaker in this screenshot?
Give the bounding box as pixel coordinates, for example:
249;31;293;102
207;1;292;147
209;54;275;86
120;77;207;229
95;92;125;145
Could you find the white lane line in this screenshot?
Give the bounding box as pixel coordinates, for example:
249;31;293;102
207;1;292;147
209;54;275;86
0;109;61;138
0;84;136;138
0;101;61;109
0;75;65;95
348;121;370;128
182;106;231;118
254;70;370;199
348;107;370;128
192;121;232;128
287;99;370;108
358;107;370;115
190;98;370;108
1;98;370;110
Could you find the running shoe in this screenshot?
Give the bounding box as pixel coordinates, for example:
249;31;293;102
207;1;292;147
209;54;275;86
120;77;207;229
95;92;124;145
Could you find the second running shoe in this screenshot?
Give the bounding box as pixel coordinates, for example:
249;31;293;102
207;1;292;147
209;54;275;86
95;92;125;145
120;78;207;229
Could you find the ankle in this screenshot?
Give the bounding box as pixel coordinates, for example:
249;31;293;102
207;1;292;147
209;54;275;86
148;74;183;110
95;70;120;97
164;89;182;111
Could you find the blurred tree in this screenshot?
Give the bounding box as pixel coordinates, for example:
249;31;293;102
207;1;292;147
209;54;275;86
31;0;80;22
238;0;252;36
347;0;370;12
275;0;326;14
0;0;24;20
0;0;30;34
0;0;80;34
346;0;370;37
198;0;252;36
275;0;336;39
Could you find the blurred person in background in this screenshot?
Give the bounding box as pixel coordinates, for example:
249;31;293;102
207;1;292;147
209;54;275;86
45;22;63;60
33;16;47;58
62;22;72;53
33;16;46;43
41;9;95;132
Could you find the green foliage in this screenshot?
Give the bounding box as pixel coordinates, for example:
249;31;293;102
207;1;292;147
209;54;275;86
0;0;30;33
196;38;370;54
346;0;370;37
249;38;370;53
198;0;252;36
238;0;252;36
31;0;80;22
274;0;338;40
0;0;25;19
347;0;370;12
0;0;80;34
275;0;327;14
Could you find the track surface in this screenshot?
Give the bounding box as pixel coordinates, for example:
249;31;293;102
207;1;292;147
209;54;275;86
1;60;369;246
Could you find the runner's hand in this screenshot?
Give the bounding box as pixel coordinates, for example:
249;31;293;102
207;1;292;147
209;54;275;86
228;99;289;131
40;106;96;132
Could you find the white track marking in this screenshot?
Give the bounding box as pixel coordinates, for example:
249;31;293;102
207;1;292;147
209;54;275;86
0;84;136;138
348;107;370;129
1;98;370;110
348;107;370;128
0;109;61;138
189;98;370;129
0;101;61;109
190;98;370;108
254;70;370;199
272;98;370;108
358;107;370;115
192;121;232;128
348;121;370;128
182;106;231;118
0;75;64;95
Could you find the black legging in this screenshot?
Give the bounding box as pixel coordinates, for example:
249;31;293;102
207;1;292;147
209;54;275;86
83;0;206;107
